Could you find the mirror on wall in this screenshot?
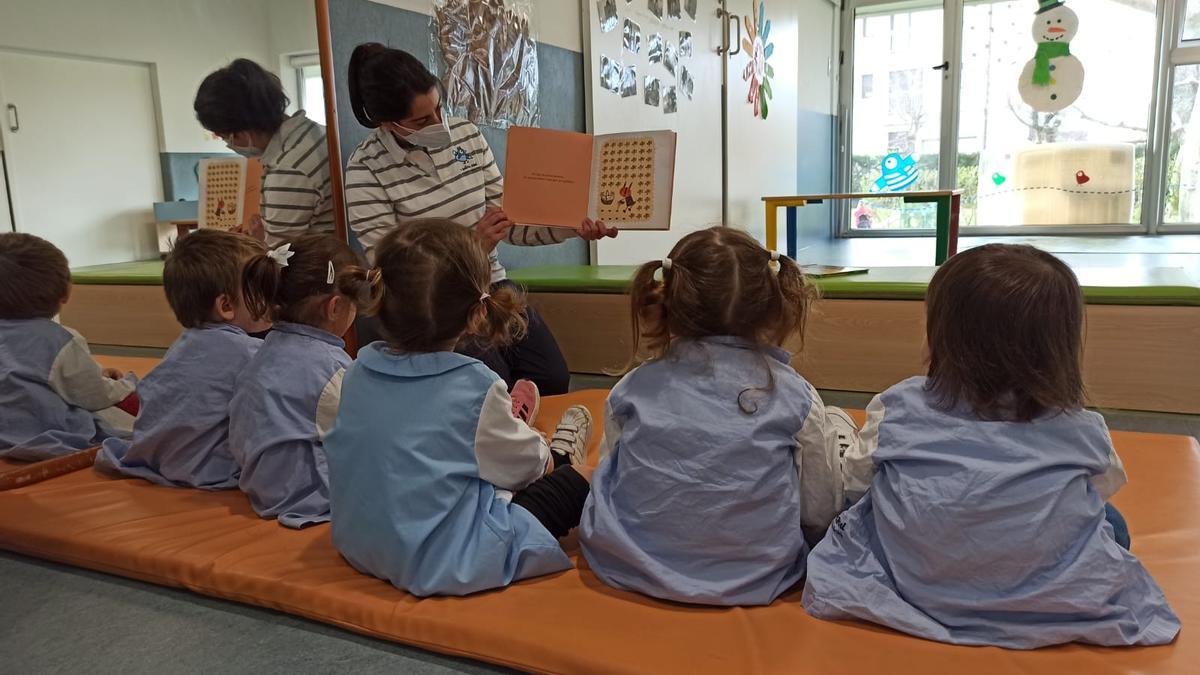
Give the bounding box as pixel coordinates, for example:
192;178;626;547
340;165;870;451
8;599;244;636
0;0;333;267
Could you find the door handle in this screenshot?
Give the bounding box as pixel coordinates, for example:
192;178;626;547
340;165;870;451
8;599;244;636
729;14;743;56
5;104;16;133
932;61;950;71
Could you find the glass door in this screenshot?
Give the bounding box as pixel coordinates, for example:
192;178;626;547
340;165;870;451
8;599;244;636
841;0;946;231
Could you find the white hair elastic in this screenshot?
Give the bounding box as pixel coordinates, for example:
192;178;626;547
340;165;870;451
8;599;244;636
267;243;295;268
662;258;673;271
480;292;491;303
770;250;780;261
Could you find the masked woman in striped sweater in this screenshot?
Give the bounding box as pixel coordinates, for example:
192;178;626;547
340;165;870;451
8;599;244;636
194;59;335;245
343;43;616;396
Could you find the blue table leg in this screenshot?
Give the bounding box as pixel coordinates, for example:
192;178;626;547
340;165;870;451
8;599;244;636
786;207;797;260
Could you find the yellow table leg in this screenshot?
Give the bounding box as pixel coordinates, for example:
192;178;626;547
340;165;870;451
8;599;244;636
765;203;778;252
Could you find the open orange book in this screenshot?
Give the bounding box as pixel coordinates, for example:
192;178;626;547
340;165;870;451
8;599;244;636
503;126;676;231
197;157;262;232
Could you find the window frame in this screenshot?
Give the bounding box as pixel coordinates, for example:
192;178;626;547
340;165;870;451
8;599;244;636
836;0;1190;238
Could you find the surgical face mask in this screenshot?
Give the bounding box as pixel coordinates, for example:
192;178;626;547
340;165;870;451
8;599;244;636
224;133;262;158
394;114;451;149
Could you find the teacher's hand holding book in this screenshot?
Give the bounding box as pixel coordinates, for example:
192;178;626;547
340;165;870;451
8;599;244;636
475;208;514;251
579;218;618;241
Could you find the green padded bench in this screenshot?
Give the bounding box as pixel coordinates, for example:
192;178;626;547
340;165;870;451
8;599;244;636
71;261;1200;307
508;265;1200;415
508;265;1200;306
63;261;1200;413
71;260;166;286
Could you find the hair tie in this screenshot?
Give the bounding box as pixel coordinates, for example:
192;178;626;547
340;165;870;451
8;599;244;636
770;250;780;261
326;261;335;285
368;268;383;286
480;292;491;303
769;250;781;275
662;258;673;271
267;243;295;268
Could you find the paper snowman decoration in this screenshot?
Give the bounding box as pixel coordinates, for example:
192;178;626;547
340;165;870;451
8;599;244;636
1018;0;1084;113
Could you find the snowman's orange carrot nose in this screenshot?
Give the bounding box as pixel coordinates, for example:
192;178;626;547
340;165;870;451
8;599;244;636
1047;26;1066;33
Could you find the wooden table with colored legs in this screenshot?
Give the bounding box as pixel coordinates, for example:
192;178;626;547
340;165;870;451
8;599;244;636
762;191;962;264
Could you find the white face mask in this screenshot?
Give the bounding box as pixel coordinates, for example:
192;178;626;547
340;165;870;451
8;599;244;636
394;115;451;149
224;133;262;158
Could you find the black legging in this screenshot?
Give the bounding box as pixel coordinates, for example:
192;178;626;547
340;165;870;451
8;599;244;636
512;465;590;538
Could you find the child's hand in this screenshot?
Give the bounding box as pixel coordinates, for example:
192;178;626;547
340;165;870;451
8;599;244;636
579;218;618;240
101;368;124;380
475;208;512;251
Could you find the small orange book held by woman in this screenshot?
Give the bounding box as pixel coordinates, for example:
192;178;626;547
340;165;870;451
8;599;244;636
503;126;676;231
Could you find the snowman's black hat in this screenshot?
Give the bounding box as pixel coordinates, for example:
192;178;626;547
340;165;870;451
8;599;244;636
1037;0;1065;13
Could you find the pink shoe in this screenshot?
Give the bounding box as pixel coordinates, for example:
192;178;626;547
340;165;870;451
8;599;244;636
511;379;540;426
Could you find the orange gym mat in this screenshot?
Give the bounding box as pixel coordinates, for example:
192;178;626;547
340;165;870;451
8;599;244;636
0;390;1194;674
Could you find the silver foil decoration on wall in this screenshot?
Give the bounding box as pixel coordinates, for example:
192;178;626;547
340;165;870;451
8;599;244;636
679;31;693;58
600;55;623;93
664;41;677;77
597;0;618;32
432;0;538;129
647;33;664;64
644;76;661;107
648;0;663;20
623;18;641;54
685;0;697;20
620;65;638;97
667;0;682;21
680;65;694;100
663;85;678;114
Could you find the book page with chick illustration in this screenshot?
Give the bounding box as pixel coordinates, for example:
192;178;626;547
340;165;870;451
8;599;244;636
198;158;248;231
588;130;676;231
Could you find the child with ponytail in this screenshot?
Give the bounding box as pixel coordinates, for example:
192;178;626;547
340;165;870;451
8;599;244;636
579;226;858;606
325;219;595;597
229;234;368;528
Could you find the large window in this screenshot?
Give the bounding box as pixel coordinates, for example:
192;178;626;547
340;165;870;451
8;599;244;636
839;0;1197;235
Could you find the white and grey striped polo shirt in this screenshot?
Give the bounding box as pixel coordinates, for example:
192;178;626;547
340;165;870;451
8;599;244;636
259;111;335;246
344;117;575;283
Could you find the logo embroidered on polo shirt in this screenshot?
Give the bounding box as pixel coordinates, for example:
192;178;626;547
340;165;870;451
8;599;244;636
453;147;477;169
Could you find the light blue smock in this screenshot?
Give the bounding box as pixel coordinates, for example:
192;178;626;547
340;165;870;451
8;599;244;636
95;324;260;489
580;336;838;606
802;376;1181;648
0;319;133;460
229;322;348;528
325;344;570;597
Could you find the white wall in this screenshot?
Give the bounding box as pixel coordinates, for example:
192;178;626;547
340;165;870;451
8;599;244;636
0;0;318;153
368;0;583;51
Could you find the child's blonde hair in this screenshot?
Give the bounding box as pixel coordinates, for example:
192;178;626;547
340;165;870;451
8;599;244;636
625;226;818;412
367;219;526;352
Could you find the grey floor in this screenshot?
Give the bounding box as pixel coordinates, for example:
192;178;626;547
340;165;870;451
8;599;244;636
31;237;1194;673
0;552;512;675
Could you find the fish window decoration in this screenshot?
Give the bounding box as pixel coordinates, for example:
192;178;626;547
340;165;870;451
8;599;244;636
432;0;539;129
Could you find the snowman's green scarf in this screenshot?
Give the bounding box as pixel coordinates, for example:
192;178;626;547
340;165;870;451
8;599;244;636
1033;42;1070;86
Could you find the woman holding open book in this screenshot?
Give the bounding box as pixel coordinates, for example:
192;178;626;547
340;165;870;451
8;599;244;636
343;43;616;395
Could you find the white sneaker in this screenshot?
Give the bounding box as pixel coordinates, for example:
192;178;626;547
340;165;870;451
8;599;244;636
826;407;859;460
549;405;592;467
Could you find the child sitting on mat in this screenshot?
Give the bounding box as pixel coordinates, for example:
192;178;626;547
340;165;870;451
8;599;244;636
325;219;593;597
95;230;267;489
578;226;857;606
0;233;138;461
229;235;368;528
803;243;1180;648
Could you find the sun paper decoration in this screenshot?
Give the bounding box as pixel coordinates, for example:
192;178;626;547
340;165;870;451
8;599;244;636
741;0;775;119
